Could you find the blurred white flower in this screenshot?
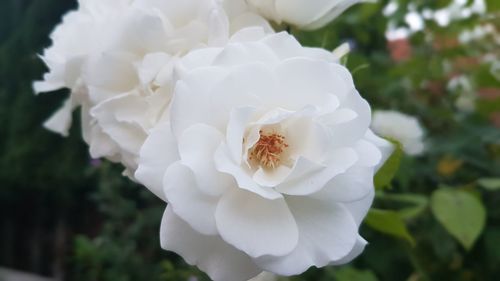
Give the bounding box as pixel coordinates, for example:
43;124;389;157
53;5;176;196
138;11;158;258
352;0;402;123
136;31;392;281
459;23;496;44
447;75;476;113
490;60;500;81
34;0;272;174
245;0;361;30
371;110;425;156
455;94;476;113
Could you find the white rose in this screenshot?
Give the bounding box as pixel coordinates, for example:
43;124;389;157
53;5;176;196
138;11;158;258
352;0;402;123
34;0;272;174
447;75;476;113
371;110;425;156
136;32;392;281
245;0;361;30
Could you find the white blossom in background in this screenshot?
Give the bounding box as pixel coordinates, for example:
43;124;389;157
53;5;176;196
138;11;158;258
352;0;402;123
371;110;425;156
491;60;500;81
34;0;272;175
245;0;362;30
447;75;476;113
458;24;496;44
136;31;392;281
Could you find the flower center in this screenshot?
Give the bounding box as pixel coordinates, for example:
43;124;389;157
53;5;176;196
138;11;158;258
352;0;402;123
249;130;289;169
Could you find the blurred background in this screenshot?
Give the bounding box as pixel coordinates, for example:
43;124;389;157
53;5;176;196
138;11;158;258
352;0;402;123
0;0;499;280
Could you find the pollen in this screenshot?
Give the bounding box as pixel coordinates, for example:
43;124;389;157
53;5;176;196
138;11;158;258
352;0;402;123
249;130;289;169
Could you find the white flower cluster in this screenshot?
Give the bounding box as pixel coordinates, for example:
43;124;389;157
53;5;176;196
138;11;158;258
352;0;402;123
34;0;272;174
34;1;411;281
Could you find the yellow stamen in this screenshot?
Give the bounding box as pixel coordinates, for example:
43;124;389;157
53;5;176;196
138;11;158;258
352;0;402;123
249;130;288;169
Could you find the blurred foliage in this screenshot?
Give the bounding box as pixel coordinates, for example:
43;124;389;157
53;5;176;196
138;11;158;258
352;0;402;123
0;0;97;276
290;0;500;280
1;0;499;281
69;163;211;280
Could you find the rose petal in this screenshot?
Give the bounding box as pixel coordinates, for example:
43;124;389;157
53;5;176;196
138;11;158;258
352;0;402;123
215;188;298;257
274;58;351;110
303;1;361;30
136;0;213;28
283;116;332;163
328;90;371;147
33;79;65;94
213;42;279;66
354;139;382;167
208;8;229;47
207;64;273;129
364;130;394;171
256;197;357;275
111;10;168;54
83;52;138;93
252;166;292;187
229;26;269;43
170;67;229;137
226;106;257;164
163;162;219;235
135;122;179;201
342;186;375;226
160;206;262;281
275;0;339;27
330;235;368;265
229;13;273;35
178;124;233;196
90;91;148;155
260;31;304;59
43;97;76;136
137;52;171;85
276;148;358;196
310;166;374;203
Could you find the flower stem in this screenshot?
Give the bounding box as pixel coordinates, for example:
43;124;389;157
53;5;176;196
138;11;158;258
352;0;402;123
403;243;432;281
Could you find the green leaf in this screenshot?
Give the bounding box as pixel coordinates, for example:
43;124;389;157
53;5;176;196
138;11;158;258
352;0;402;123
478;178;500;191
365;209;415;246
476;98;500;117
374;141;402;189
484;227;500;270
486;0;500;11
333;266;379;281
376;192;429;219
430;188;486;250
